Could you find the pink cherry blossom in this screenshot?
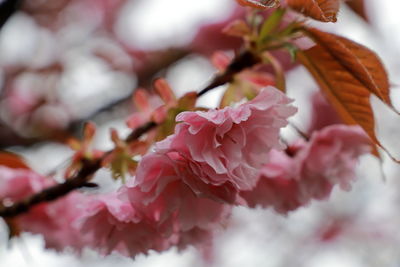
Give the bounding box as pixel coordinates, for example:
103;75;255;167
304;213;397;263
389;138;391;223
297;125;371;195
18;192;89;251
129;153;231;229
77;152;230;257
0;167;87;251
156;87;297;203
0;166;52;202
118;153;231;251
74;151;230;257
239;148;302;213
307;91;342;134
77;193;174;256
240;125;371;214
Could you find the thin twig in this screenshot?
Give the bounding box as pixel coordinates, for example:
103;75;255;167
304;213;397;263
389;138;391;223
0;123;156;218
198;50;260;97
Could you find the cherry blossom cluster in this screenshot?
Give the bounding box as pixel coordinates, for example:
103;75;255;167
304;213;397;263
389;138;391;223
0;86;371;256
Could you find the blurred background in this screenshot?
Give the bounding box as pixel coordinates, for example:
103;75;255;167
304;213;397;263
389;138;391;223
1;0;400;266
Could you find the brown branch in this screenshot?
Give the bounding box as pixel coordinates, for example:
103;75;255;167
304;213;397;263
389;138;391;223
0;49;260;218
126;121;157;143
0;158;102;217
198;50;261;97
0;122;157;218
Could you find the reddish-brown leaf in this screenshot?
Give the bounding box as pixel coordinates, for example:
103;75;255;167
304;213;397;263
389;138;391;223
298;47;391;159
0;152;30;170
346;0;368;21
305;28;392;107
297;47;377;142
286;0;340;22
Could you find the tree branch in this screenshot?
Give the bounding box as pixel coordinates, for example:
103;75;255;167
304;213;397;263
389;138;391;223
198;50;260;97
0;122;157;218
0;49;260;218
0;158;101;217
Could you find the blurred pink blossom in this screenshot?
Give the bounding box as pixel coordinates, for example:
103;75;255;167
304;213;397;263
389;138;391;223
116;152;230;255
240;125;371;213
0;166;51;201
121;152;231;228
18;192;88;251
0;167;87;250
77;151;230;256
307;91;342;134
77;193;173;256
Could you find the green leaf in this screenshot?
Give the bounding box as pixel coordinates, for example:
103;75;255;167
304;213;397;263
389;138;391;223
257;8;286;48
220;79;260;108
110;153;138;182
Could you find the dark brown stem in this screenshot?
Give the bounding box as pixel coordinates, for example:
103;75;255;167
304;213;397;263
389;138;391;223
0;159;101;217
198;50;261;97
126;121;157;143
0;121;157;218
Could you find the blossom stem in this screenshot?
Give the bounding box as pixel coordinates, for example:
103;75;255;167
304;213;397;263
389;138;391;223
197;50;261;97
